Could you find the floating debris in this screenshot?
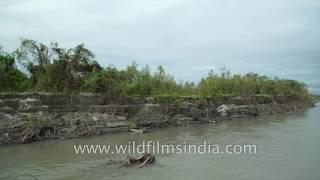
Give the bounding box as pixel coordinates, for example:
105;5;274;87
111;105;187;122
121;153;155;168
129;128;148;133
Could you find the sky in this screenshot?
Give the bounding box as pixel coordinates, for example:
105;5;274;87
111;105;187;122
1;0;320;93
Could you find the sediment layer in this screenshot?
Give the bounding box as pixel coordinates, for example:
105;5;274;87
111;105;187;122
0;93;312;144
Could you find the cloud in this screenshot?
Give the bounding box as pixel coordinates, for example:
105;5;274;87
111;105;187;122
190;66;216;71
0;0;320;93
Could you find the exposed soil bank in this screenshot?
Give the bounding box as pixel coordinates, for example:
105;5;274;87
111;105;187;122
0;93;313;144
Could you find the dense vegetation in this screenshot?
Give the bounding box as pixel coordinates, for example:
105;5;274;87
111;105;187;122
0;39;310;101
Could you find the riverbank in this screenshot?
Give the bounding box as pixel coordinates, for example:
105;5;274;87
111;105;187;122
0;93;314;145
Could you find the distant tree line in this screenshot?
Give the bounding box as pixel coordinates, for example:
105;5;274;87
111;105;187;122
0;39;310;101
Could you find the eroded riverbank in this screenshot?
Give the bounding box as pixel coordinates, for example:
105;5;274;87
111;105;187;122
0;93;313;144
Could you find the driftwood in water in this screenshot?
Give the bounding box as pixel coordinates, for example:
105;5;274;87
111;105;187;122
122;153;155;168
129;128;148;133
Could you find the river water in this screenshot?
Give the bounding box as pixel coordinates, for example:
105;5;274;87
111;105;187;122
1;104;320;180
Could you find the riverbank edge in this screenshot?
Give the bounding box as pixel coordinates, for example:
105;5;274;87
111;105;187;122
0;93;314;145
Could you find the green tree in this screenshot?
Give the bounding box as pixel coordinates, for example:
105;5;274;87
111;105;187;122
0;49;30;91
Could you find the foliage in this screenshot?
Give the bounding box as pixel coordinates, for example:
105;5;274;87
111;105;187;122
14;39;101;93
0;39;310;101
25;115;37;125
0;49;31;91
198;68;309;100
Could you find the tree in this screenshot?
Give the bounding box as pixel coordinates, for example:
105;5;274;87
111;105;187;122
14;39;100;93
0;49;30;91
15;38;52;91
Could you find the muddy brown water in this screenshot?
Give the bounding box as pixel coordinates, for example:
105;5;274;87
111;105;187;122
1;104;320;180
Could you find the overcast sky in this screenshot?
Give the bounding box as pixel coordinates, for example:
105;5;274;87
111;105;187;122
1;0;319;93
